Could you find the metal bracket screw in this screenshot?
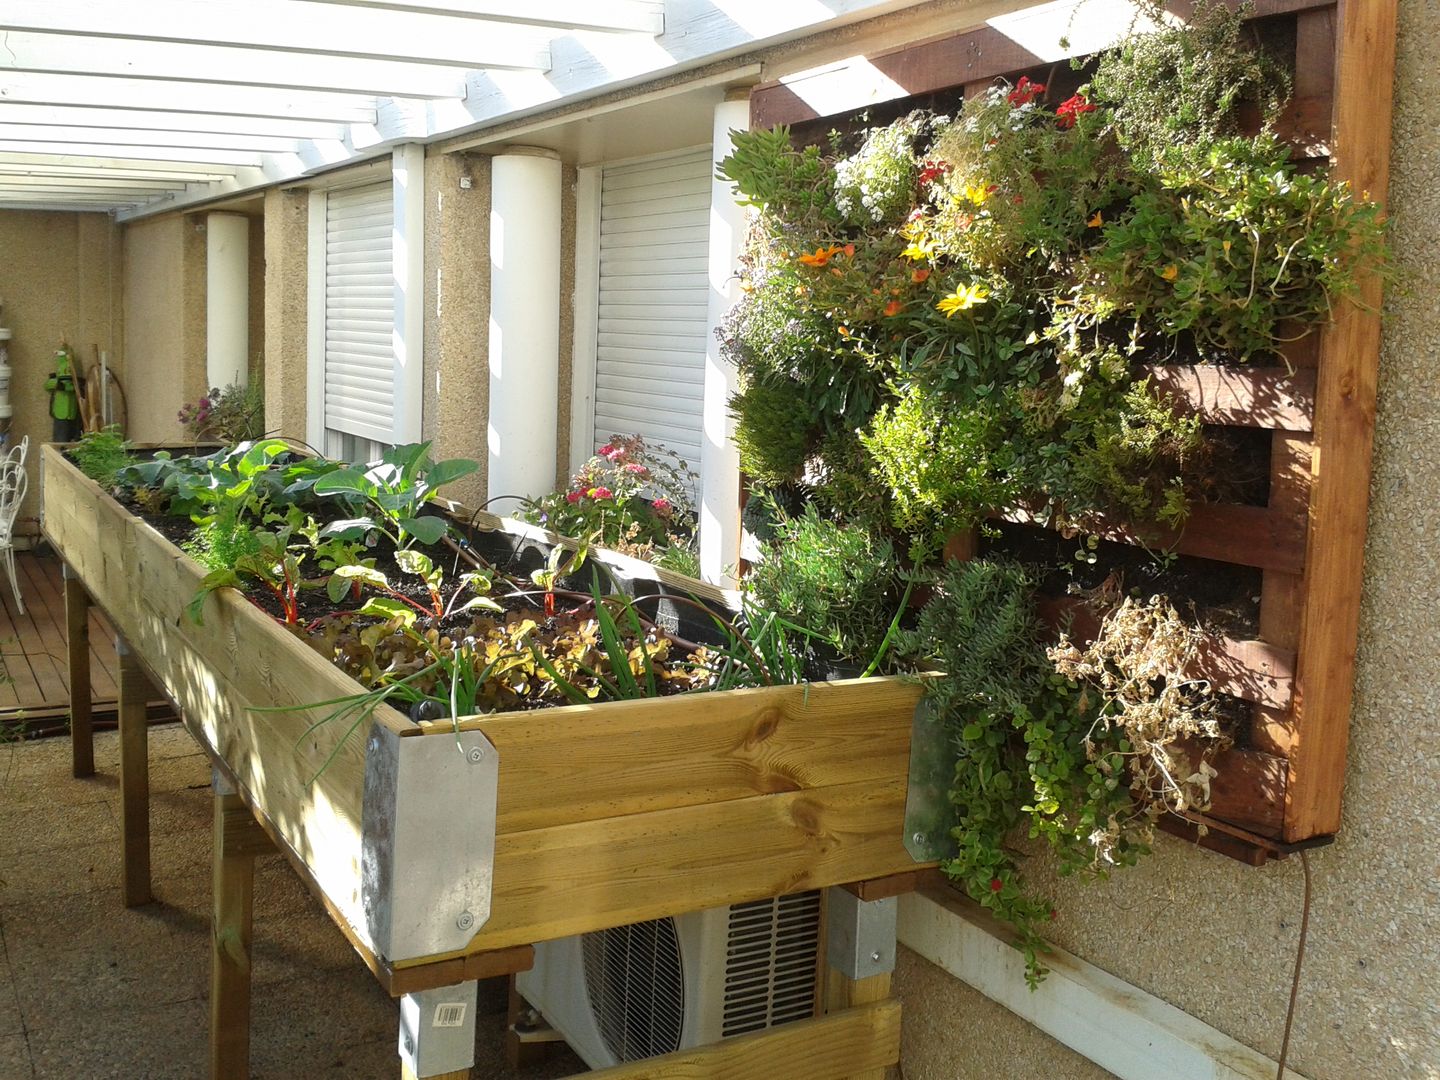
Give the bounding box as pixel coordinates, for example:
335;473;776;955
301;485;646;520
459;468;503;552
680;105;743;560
403;1036;414;1053
467;747;485;764
870;950;882;963
912;831;926;846
456;911;475;931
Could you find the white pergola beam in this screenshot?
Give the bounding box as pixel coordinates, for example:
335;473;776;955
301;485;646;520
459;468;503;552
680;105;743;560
299;0;664;34
0;104;348;141
0;200;116;212
0;124;303;154
0;176;190;192
0;32;476;98
0;190;149;203
0;142;263;166
0;158;237;182
0;1;555;71
0;72;379;123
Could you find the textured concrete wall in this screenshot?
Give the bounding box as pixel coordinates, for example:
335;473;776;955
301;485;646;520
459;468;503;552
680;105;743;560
262;187;309;442
422;150;490;507
121;214;207;443
0;210;122;526
555;162;577;487
894;6;1440;1078
247;211;266;394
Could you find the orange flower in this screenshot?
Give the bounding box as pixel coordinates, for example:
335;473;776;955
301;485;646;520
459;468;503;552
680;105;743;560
911;268;931;284
798;244;844;267
884;300;903;317
1160;264;1179;282
843;243;855;257
837;325;850;337
1087;211;1104;228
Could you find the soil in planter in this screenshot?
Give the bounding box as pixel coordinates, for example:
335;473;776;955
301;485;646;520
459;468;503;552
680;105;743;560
981;519;1262;639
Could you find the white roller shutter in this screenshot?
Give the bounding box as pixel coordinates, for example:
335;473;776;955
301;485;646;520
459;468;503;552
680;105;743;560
594;150;711;481
323;181;394;446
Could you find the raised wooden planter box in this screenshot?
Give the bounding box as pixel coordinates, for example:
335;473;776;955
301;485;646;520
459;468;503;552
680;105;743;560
42;443;927;1077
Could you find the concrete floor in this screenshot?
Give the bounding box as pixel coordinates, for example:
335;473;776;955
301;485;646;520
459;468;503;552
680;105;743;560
0;724;585;1079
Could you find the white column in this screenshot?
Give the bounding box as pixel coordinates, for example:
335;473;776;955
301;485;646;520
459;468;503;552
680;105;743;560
392;143;426;445
205;212;250;390
700;91;751;587
487;148;562;514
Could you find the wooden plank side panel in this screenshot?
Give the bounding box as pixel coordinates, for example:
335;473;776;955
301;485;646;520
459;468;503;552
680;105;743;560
1285;0;1396;842
581;1000;901;1080
441;678;923;833
41;446;410;945
465;778;919;952
1145;364;1316;431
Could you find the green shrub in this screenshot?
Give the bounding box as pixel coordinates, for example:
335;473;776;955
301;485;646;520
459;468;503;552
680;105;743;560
729;380;817;485
71;427;134;489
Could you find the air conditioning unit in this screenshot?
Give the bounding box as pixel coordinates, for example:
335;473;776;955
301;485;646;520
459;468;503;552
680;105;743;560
516;891;822;1068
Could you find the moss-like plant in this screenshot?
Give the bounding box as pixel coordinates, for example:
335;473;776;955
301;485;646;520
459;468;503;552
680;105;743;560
729;379;817;485
71;426;134;489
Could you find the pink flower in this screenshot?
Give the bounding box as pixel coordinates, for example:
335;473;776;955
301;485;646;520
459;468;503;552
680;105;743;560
652;498;672;517
592;486;614;500
565;491;582;504
598;444;614;457
624;463;648;476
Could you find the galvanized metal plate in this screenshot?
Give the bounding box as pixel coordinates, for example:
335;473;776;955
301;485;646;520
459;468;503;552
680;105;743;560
826;887;897;981
903;699;960;863
362;724;498;963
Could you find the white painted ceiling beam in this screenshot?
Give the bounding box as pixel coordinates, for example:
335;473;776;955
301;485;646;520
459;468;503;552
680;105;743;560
0;104;349;141
0;32;473;98
298;0;664;34
0;190;149;203
0;155;236;180
0;125;304;154
0;200;117;212
0;175;190;192
0;1;554;72
0;73;380;123
0;142;264;167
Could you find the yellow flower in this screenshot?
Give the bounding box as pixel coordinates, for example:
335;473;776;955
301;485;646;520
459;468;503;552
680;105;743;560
963;182;996;206
1087;211;1104;228
1159;264;1179;282
936;282;991;316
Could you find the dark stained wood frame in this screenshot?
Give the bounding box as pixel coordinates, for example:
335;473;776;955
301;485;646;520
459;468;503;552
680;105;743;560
746;0;1396;859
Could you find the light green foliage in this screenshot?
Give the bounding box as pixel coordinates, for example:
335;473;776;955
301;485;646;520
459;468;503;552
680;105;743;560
1079;135;1387;360
70;427;135;489
717;125;840;235
312;441;477;549
744;505;907;669
861;387;1016;545
181;509;261;574
729;379;816;485
1088;0;1291;165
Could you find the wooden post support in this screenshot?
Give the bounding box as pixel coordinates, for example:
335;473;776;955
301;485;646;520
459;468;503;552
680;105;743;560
116;636;155;907
211;770;272;1080
505;974;554;1070
822;888;899;1080
62;564;93;778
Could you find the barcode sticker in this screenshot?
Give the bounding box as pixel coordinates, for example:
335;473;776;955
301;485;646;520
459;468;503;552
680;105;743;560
433;1002;467;1028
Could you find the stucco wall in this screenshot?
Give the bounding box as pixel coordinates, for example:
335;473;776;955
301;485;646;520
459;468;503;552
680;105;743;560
422;150;490;507
893;5;1440;1078
262;187;309;442
0;210;122;527
121;214;207;443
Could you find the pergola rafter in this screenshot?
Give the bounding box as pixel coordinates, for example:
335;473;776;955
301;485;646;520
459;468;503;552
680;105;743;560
0;0;937;217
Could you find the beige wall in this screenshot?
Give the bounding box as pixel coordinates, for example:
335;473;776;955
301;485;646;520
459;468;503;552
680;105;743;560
422;150;490;507
894;6;1440;1078
0;210;122;527
262;187;309;443
120;214;207;443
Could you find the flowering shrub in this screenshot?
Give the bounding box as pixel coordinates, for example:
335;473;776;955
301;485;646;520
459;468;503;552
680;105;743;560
833;114;926;226
178;382;264;443
522;435;697;569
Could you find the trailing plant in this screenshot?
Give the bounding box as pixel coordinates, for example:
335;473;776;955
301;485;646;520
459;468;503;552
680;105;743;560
313;441;478;548
900;559;1144;983
70;427;134;489
1087;0;1292;166
833;114;926;227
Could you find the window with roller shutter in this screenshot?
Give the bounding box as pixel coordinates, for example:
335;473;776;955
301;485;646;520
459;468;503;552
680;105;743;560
591;149;712;488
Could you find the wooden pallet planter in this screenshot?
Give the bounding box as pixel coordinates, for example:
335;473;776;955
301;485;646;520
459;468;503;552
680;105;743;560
747;0;1392;862
41;444;925;1078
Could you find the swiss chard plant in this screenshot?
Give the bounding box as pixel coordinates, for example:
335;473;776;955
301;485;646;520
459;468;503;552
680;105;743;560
312;441;478;549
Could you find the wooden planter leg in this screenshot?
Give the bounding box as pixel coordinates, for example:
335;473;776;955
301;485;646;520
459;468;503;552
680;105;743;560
116;636;155;906
505;974;556;1069
62;564;93;778
824;888;900;1080
211;769;272;1080
398;982;478;1080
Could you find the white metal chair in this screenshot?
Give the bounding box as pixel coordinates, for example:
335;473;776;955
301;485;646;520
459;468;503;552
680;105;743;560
6;435;28;468
0;458;27;614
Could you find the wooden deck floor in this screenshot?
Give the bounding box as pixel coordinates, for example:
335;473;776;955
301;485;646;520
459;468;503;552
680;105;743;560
0;551;120;718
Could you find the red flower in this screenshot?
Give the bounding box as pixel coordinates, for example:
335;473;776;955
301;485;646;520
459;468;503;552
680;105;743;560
652;498;672;516
565;491;582;504
843;243;855;258
884;299;903;317
1007;76;1046;107
1056;94;1097;129
990;877;1004;893
592;486;614;500
597;443;614;457
918;159;951;184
